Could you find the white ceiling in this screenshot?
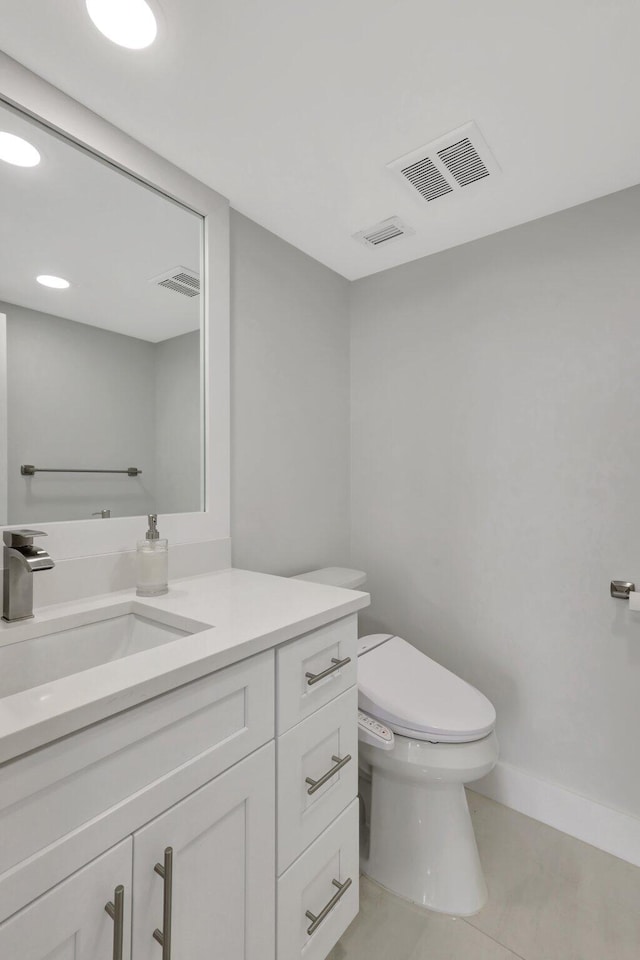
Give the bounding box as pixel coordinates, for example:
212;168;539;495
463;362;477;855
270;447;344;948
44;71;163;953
1;1;640;281
0;101;200;342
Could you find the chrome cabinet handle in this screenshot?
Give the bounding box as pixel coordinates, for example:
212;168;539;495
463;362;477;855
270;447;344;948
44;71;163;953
105;885;125;960
305;754;352;795
305;877;353;936
152;847;173;959
305;656;351;686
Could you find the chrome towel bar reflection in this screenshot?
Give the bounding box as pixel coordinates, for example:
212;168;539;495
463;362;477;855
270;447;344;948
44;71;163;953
21;464;142;477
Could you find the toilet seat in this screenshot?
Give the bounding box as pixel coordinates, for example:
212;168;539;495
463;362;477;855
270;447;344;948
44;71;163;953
358;635;496;743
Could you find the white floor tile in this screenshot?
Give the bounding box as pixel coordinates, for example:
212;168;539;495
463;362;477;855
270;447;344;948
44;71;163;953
328;792;640;960
328;877;522;960
327;877;427;960
467;790;640;960
407;915;523;960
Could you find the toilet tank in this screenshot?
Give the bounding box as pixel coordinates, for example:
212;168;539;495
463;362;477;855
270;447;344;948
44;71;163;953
291;566;367;590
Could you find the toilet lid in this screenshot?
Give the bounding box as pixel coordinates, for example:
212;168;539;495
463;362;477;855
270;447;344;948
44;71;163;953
358;635;496;743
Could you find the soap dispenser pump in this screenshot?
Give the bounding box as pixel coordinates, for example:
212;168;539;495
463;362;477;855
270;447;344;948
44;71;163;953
136;514;168;597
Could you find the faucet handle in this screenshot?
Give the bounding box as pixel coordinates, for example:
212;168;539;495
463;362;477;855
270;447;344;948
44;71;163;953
3;529;48;548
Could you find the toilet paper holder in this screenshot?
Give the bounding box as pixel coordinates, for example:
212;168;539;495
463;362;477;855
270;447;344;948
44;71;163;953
611;580;636;599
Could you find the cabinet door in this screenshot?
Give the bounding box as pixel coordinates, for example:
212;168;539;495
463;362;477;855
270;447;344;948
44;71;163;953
133;742;275;960
0;839;132;960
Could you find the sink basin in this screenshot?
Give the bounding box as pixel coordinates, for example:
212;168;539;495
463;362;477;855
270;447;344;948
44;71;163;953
0;602;212;698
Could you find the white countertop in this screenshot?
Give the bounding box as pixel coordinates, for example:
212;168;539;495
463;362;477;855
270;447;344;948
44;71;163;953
0;567;370;765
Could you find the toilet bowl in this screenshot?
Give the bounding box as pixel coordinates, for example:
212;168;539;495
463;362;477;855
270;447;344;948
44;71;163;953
292;568;498;917
358;735;498;915
357;632;497;915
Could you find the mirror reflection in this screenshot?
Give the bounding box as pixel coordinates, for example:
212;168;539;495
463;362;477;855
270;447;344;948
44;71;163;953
0;103;204;524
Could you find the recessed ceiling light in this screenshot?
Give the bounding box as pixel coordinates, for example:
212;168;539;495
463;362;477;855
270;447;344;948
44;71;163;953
0;132;41;167
37;275;70;289
86;0;157;49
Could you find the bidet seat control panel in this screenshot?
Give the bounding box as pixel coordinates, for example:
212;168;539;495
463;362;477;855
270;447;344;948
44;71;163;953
358;710;394;750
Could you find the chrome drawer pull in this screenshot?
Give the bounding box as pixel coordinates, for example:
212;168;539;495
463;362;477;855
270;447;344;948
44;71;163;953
305;754;352;795
153;847;173;959
305;877;353;936
305;656;351;686
105;885;125;960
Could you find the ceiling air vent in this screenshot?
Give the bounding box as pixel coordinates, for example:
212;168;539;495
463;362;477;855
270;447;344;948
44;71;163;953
400;156;452;202
353;216;415;250
149;265;200;298
388;121;500;204
438;137;489;187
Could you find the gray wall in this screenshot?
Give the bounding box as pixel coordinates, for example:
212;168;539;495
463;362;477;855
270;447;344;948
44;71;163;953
9;189;640;823
155;330;201;514
350;185;640;817
3;303;202;523
4;302;157;522
230;211;351;575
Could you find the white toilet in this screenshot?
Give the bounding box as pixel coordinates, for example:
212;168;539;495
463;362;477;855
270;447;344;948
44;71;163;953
293;567;498;917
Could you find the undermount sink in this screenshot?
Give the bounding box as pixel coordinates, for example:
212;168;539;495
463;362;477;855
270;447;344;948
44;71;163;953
0;602;212;699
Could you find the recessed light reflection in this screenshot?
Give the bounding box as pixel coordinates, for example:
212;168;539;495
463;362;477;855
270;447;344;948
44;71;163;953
86;0;157;49
0;132;41;167
37;275;70;290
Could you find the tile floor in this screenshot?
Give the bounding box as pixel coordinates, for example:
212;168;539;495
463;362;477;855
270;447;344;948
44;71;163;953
328;790;640;960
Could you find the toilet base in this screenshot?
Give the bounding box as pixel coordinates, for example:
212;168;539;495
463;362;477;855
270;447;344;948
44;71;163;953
359;732;498;916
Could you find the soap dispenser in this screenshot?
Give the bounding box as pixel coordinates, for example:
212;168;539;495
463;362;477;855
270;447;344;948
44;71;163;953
136;514;169;597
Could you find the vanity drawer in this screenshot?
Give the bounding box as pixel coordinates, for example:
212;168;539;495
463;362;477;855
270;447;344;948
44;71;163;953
0;650;274;922
277;687;357;874
277;799;359;960
277;614;357;734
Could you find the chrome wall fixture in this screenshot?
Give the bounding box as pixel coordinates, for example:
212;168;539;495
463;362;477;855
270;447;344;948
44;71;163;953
21;464;142;477
610;580;636;599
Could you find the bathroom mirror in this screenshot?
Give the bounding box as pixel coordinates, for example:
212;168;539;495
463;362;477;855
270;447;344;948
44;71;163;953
0;100;204;525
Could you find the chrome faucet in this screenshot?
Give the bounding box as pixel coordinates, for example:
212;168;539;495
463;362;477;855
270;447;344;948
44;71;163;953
2;530;55;622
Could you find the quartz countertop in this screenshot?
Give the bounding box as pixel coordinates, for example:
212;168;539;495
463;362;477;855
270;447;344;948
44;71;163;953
0;567;370;764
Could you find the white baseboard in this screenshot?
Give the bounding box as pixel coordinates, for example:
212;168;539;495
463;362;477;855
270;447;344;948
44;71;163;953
473;760;640;868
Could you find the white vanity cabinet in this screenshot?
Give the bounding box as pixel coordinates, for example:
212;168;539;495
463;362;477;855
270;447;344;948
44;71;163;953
276;615;360;960
0;839;133;960
132;745;275;960
0;610;360;960
0;749;275;960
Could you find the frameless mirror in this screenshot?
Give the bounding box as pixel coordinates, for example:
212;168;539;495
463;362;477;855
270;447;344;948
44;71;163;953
0;102;204;524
